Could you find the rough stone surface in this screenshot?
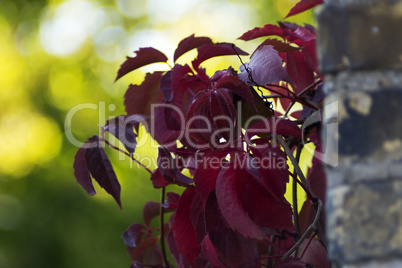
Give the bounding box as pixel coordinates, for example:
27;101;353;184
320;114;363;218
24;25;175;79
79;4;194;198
327;180;402;265
323;88;402;166
323;70;402;94
317;1;402;73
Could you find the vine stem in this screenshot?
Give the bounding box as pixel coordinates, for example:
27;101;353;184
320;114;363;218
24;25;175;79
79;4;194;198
293;144;303;239
103;139;152;174
277;135;323;260
277;136;317;200
160;187;170;268
281;199;322;260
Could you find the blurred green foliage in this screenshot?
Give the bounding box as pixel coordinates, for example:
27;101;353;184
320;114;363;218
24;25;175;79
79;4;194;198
0;0;313;267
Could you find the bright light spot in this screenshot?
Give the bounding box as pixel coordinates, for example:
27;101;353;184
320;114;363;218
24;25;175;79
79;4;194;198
40;0;109;56
0;195;24;230
95;26;127;62
48;65;87;110
0;111;62;177
115;0;147;18
147;0;203;23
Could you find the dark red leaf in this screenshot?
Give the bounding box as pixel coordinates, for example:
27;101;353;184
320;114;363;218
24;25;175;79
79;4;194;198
210;92;236;141
292;26;316;42
239;45;293;86
152;104;184;147
143;201;161;227
215;164;267;241
235;157;295;231
162;192;180;209
174;34;213;62
249;145;290;203
285;0;324;19
284;50;315;95
204;192;258;267
185;91;214;148
103;115;146;155
167;213;192;268
172;188;199;266
84;135;122;209
124;72;164;116
201;235;224;267
192;43;248;71
73;147;96;196
159;71;173;102
150;168;170;188
115;47;168;81
157;147;193;187
246;117;302;141
132;235;160;261
298;239;329;268
238;24;284;41
216;75;255;109
257;38;301;53
122;223;147;247
193;149;236;205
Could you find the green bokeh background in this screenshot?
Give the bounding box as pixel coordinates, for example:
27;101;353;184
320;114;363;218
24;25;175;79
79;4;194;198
0;0;314;267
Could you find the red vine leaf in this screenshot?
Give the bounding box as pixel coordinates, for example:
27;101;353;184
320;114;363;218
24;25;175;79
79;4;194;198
257;38;301;53
162;192;180;209
192;43;248;71
174;34;213;62
83;135;122;209
284;50;315;94
143;201;161;227
201;235;225;267
103;115;147;155
216;75;255;109
150;168;170;188
73;147;96;196
172;188;199;265
124;72;163;117
204;192;258;267
122;223;147;247
238;24;283;41
215;164;267;241
115;47;168;81
239;45;293;86
284;0;324;19
246;117;302;140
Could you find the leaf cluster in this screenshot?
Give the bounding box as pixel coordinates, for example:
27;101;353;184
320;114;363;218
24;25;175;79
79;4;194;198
73;1;328;267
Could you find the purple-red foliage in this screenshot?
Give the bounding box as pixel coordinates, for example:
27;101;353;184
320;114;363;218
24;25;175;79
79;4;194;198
73;1;328;267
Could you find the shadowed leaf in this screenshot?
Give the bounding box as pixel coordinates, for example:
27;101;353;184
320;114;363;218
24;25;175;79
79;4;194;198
143;201;161;227
115;47;168;81
192;43;248;71
73;146;95;196
216;163;267;241
238;24;284;41
172;189;199;265
174;34;213;62
124;72;164;116
84;135;122;209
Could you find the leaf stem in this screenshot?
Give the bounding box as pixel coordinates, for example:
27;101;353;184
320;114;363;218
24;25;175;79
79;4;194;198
160;187;170;268
103;139;152;174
